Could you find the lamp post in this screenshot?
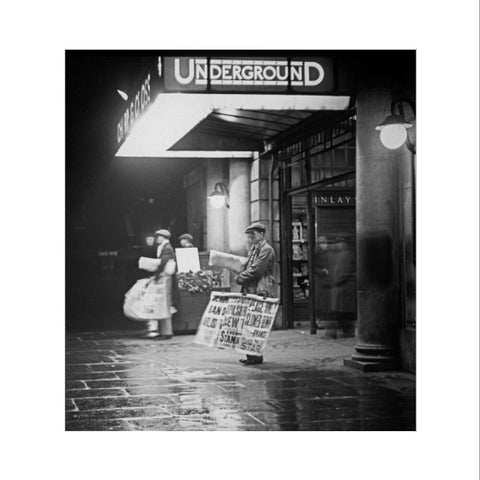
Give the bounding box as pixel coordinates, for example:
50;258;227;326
376;98;416;154
208;182;230;209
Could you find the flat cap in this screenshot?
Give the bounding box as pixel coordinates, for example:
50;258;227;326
245;222;266;234
154;229;171;239
178;233;193;242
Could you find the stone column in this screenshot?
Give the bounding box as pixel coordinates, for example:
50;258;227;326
344;88;402;371
228;159;251;256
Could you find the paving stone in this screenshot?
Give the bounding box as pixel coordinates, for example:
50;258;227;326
164;373;236;383
119;418;207;431
209;387;325;403
73;395;179;411
365;405;417;420
66;388;129;399
66;406;171;422
123;382;225;396
66;419;132;431
121;412;264;431
174;395;313;415
237;378;346;392
297;417;415;431
65;364;94;374
65;398;78;412
214;382;247;392
88;362;140;372
114;369;172;380
84;377;180;390
67;371;120;381
250;407;387;426
66;356;117;365
273;369;357;380
66;349;117;356
299;395;416;411
163;402;279;417
65;380;88;390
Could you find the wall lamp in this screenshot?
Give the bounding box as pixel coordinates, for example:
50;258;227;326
376;98;416;154
208;182;230;209
117;89;128;101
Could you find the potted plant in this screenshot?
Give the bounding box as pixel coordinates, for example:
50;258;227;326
174;269;229;334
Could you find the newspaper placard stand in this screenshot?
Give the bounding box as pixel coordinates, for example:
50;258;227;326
194;292;279;357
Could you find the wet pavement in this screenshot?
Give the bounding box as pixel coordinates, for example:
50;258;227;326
65;329;416;431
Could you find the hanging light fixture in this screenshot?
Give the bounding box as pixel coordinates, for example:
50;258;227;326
376;98;416;153
208;182;230;209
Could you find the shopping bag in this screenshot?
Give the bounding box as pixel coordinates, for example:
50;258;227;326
123;277;171;321
123;278;150;321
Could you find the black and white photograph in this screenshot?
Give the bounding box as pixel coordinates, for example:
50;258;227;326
66;50;417;431
3;1;478;479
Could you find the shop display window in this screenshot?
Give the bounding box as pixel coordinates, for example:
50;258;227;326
291;207;309;302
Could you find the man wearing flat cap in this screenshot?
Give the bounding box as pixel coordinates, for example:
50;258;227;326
178;233;194;248
235;222;275;365
143;229;178;339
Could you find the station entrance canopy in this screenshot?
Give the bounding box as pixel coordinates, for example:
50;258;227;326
114;56;351;158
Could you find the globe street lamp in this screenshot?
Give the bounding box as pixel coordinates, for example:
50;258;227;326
208;182;230;209
376;98;416;154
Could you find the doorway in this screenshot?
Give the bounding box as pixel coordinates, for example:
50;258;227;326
275;110;357;333
313;190;356;337
284;180;356;333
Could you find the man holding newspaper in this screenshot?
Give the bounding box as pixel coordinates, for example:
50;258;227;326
132;229;177;340
235;222;276;365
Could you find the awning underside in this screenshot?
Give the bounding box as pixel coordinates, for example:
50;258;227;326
115;93;351;158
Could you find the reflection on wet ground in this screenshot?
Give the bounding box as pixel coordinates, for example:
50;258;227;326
66;331;415;431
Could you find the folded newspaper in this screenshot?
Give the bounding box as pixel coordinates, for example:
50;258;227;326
138;256;161;272
209;250;247;274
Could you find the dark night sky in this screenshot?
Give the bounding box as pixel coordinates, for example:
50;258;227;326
66;52;154;208
66;52;194;250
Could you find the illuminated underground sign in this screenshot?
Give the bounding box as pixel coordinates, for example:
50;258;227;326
116;73;151;144
164;57;334;92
